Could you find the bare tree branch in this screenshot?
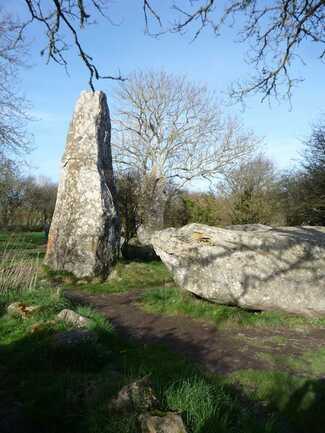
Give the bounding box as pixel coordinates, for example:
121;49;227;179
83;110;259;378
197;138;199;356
142;0;325;103
22;0;125;90
0;11;32;160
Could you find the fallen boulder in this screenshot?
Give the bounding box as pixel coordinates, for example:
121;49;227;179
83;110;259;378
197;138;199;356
137;225;154;245
152;223;325;316
225;224;272;232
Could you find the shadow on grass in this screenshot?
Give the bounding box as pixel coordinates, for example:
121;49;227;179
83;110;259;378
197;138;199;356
0;301;6;319
281;377;325;431
1;316;325;433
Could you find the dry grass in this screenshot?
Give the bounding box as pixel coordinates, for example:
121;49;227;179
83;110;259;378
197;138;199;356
0;239;40;295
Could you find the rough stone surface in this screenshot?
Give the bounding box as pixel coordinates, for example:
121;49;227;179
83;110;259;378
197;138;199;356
137;225;154;245
152;223;325;316
45;91;119;278
7;302;40;319
57;309;91;328
225;224;272;232
139;412;187;433
109;376;158;413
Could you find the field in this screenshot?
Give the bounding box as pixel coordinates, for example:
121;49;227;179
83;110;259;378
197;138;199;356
1;231;325;433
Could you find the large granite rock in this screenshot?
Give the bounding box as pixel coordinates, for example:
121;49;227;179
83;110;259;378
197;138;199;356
45;91;119;278
152;223;325;316
137;225;154;246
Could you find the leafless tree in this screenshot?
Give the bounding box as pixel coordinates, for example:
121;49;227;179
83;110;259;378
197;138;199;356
217;153;283;224
0;11;31;160
0;157;57;227
219;154;277;196
0;156;23;226
113;70;258;229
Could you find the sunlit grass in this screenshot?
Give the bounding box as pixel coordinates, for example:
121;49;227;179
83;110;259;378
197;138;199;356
47;260;174;294
140;286;325;329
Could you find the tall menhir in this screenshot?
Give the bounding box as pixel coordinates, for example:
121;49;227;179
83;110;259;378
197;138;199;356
45;91;119;278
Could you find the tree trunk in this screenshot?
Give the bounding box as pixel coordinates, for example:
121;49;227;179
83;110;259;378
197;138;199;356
139;172;169;232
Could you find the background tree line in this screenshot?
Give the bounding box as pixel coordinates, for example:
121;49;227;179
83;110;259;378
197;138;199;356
1;113;324;233
117;113;325;242
1;64;323;234
0;158;57;230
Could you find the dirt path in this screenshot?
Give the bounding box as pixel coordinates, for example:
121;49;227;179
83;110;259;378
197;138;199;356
66;289;325;375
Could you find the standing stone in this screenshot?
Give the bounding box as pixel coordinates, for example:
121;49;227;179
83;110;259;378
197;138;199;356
45;91;119;278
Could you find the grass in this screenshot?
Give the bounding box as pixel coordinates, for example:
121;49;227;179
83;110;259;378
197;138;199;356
86;260;173;293
0;232;46;297
227;369;325;433
256;347;325;377
140;286;325;329
2;231;325;433
0;231;46;252
2;285;324;433
0;285;287;433
47;260;173;294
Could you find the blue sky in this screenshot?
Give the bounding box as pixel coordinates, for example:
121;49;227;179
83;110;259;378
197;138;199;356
8;1;324;186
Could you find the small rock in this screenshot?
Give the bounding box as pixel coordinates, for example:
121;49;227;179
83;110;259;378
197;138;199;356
57;309;91;328
76;279;89;285
109;376;159;413
52;329;98;347
30;320;57;334
106;268;119;281
139;412;187;433
7;302;41;319
38;279;51;288
63;275;75;284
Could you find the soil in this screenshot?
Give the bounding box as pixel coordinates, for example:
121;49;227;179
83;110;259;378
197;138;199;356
66;289;325;375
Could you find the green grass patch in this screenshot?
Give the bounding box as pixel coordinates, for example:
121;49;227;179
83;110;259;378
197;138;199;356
140;286;325;329
0;231;46;251
0;285;288;433
257;347;325;377
0;285;324;432
60;260;174;294
228;369;325;433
